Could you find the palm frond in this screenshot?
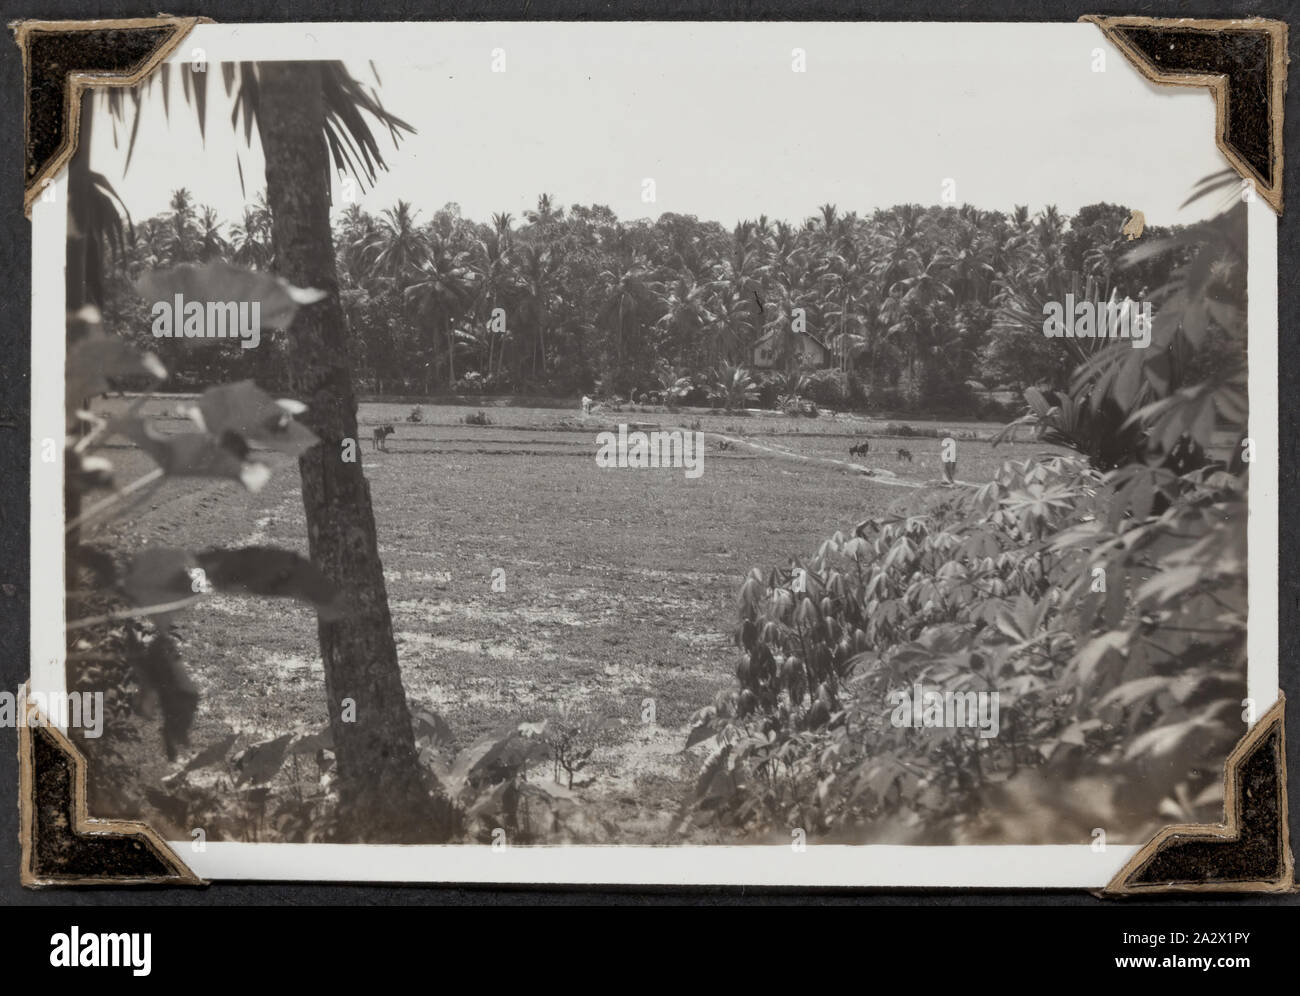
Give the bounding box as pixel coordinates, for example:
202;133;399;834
104;61;414;198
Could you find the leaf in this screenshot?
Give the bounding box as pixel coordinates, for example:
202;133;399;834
448;738;500;790
1058;719;1103;746
994;610;1026;642
1193;780;1225;809
182;732;240;774
194;546;348;620
1124;718;1203;763
464;728;551;785
289;725;335;755
235;733;294;785
1097;676;1170;713
136;260;328;330
120;548;201;610
1136;565;1203;607
1073;631;1128;688
412;709;453;746
465;779;511;820
115;416;270;491
67;327;166;414
1023;386;1051;418
685;720;717;749
694;743;736;807
190;380;319;457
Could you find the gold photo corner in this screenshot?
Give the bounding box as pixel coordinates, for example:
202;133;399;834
13;15;211;217
19;690;203;887
1082;15;1287;213
1103;695;1294;895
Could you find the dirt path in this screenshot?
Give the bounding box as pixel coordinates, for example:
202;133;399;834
679;427;984;489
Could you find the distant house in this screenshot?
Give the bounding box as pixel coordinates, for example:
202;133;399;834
752;328;833;370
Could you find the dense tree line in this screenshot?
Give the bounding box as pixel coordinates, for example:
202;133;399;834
102;190;1192;414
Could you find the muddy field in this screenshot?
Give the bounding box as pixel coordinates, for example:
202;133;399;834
80;398;1063;841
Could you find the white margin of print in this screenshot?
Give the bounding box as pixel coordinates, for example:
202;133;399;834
27;21;1279;888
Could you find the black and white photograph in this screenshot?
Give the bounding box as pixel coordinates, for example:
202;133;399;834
23;19;1279;888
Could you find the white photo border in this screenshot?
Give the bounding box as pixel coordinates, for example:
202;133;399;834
28;20;1278;887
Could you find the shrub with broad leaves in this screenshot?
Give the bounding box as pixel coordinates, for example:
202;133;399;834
681;192;1249;846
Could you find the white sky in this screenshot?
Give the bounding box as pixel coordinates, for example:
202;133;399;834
87;22;1231;230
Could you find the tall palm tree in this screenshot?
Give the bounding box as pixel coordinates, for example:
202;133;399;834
160;187;198;263
333;204;378;288
491;211;514;242
406;233;476;387
885;247;954;401
472;228;516;376
195;205;228;261
101;61;436;842
365;200;425;286
229;204;273;268
655;274;715;368
706;288;757;368
710;234;768;359
525;193;564;230
515;243;561;378
597;257;659;367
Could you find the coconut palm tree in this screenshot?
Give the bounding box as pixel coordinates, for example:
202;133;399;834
491;211;514;242
655;274;716;368
333;204;378;288
159;187;198;263
406;233;477;387
597;257;660;368
525;193;564;230
365;200;425;286
515;243;561;379
100;61;437;842
229;204;273;269
195;205;228;262
472;228;516;377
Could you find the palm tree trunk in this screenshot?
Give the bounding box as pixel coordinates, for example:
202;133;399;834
536;318;545;378
258;62;440;843
445;315;457;388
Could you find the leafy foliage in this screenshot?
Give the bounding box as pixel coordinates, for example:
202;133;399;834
682;184;1249;845
65;271;335;761
686;451;1245;843
711;363;760;412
